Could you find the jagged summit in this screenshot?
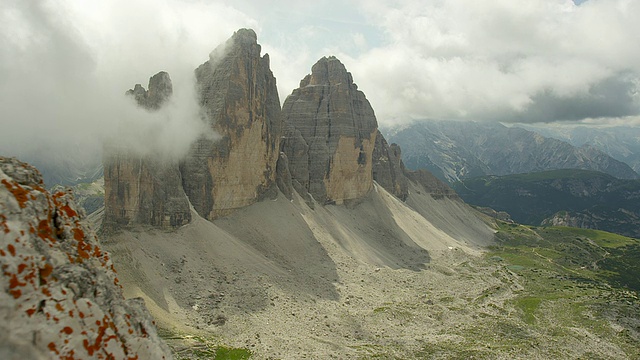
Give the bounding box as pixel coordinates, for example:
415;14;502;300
184;27;282;220
104;28;282;228
103;31;460;230
281;55;378;205
230;28;258;44
126;71;173;110
300;56;354;88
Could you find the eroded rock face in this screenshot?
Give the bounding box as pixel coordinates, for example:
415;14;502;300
103;155;191;229
372;130;409;201
0;157;171;359
181;28;282;219
281;56;378;204
104;72;191;230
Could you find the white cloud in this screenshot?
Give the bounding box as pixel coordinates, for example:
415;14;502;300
346;0;640;124
1;0;639;170
0;0;255;163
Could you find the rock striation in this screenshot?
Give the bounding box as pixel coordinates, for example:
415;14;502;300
372;130;409;201
103;30;458;230
0;157;171;359
281;56;378;204
181;28;282;219
103;72;191;230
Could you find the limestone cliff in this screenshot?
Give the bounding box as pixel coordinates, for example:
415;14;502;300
103;155;191;229
0;157;171;359
181;28;282;219
372;130;409;201
281;56;378;204
103;72;191;230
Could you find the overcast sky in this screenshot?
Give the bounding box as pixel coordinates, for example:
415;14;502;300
1;0;640;161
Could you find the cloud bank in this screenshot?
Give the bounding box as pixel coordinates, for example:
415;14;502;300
0;0;254;164
339;0;640;124
1;0;639;169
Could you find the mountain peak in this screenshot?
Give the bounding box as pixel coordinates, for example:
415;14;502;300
231;28;258;44
125;71;172;110
301;56;354;88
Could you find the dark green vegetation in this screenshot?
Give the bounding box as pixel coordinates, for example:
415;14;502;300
453;169;640;238
158;329;252;360
494;223;640;293
489;223;639;350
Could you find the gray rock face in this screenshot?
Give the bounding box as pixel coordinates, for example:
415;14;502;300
105;29;283;227
0;157;172;359
181;28;282;220
104;72;191;230
281;56;378;204
372;130;409;201
126;71;173;110
275;152;294;200
103;154;191;229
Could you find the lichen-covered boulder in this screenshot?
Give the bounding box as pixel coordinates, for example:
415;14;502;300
0;157;172;359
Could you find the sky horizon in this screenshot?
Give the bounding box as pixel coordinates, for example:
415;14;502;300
1;0;640;161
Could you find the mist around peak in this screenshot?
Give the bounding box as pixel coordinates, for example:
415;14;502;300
0;0;250;170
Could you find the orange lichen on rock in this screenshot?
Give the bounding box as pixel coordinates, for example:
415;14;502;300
7;243;16;256
9;273;26;288
48;342;59;355
40;263;53;282
60;204;78;218
1;178;30;208
1;157;172;359
0;214;9;233
10;288;22;299
37;218;54;242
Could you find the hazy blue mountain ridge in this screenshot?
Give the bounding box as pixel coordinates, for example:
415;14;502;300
385;121;639;183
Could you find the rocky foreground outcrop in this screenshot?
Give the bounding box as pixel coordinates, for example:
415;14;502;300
0;157;171;359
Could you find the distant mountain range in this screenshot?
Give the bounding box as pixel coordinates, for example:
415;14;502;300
514;124;640;174
452;169;640;238
24;154;103;189
384;120;639;183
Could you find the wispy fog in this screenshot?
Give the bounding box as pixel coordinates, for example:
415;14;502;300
2;0;639;172
0;0;253;165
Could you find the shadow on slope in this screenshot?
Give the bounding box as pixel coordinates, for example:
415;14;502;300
101;180;494;333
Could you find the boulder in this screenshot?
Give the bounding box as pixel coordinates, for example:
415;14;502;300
0;157;171;359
